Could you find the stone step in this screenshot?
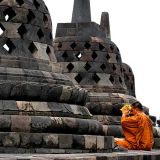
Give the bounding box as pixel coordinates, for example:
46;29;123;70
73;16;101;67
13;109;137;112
94;115;121;125
103;125;123;137
2;114;156;138
0;115;103;134
0;150;160;159
153;138;160;149
88;92;136;101
0;132;114;153
93;115;157;125
86;93;150;115
0;147;111;154
0;67;72;85
0;100;92;119
103;125;160;138
86;101;149;116
0;81;87;105
80;85;128;94
0;55;52;71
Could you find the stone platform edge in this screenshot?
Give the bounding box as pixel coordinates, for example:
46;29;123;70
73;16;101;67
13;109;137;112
0;150;160;160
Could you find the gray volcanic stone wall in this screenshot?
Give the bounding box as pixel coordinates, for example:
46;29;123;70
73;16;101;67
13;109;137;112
0;0;115;153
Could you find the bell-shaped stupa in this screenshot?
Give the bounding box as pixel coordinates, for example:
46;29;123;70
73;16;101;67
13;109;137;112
0;0;114;153
54;0;158;139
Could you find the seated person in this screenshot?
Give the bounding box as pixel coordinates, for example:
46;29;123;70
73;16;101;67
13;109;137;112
115;101;154;151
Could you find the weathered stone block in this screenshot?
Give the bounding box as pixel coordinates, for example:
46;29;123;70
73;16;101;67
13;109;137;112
154;138;160;149
20;133;31;148
107;125;123;137
62;117;78;132
30;133;43;147
73;135;85;149
0;115;11;131
88;120;103;134
43;134;59;148
93;115;121;125
102;125;109;136
11;115;31;132
84;135;96;150
97;136;105;150
104;136;114;150
31;116;52;132
2;132;20;147
77;118;89;134
59;134;73;149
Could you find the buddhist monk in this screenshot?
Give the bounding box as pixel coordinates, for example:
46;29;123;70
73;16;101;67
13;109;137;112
115;101;154;151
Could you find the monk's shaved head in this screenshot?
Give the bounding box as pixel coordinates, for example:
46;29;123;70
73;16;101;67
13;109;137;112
132;101;143;111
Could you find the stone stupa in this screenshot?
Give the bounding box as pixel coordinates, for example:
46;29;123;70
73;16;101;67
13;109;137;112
0;0;115;153
53;0;159;140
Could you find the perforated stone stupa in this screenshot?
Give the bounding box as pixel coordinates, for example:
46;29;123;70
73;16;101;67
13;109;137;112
53;0;159;140
0;0;115;153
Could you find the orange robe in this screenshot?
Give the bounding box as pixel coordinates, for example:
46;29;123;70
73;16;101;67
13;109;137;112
115;111;154;150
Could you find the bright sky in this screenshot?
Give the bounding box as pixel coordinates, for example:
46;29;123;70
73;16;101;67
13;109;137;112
45;0;160;118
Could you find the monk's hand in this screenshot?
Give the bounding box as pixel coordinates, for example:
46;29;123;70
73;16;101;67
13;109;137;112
122;109;130;116
120;104;132;116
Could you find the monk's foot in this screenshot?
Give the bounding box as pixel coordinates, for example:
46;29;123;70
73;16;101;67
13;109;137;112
113;145;128;152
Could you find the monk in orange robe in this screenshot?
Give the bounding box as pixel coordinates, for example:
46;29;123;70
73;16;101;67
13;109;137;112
115;101;154;151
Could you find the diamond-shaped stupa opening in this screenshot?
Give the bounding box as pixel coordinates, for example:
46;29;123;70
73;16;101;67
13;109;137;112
43;13;48;25
49;32;53;40
106;54;110;60
57;42;62;49
28;42;38;54
119;77;123;84
75;74;82;83
91;51;97;60
112;64;116;71
100;63;106;71
126;75;130;81
93;73;100;83
3;39;15;53
16;0;24;6
27;10;35;23
99;43;105;51
37;28;44;39
62;51;68;59
116;55;119;62
84;42;91;49
33;0;40;9
3;7;16;22
110;44;114;52
76;52;82;60
70;42;77;49
109;75;114;84
0;23;5;35
129;68;132;73
17;24;27;38
67;63;74;72
46;46;51;55
84;62;91;71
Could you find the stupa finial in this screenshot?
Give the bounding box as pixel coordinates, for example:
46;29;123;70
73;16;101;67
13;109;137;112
100;12;111;39
72;0;91;23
